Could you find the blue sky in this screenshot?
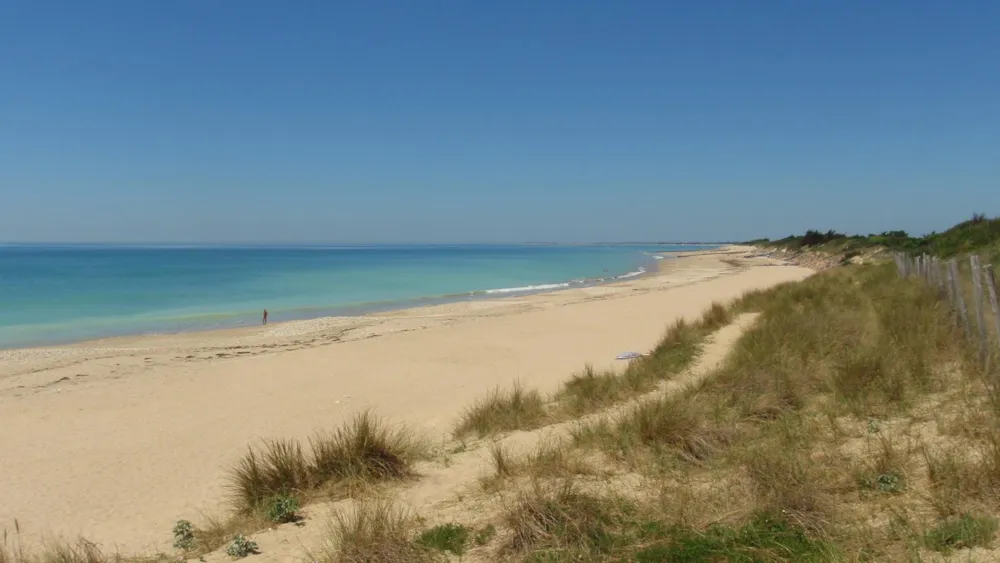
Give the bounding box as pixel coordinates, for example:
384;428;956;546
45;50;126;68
1;1;997;243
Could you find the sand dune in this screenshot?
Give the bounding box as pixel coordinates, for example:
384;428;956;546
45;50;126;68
0;247;810;552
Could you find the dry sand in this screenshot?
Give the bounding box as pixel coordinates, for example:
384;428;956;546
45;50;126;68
0;245;810;552
200;312;765;563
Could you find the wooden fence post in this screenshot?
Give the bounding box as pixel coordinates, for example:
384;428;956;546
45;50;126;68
971;255;988;365
944;258;957;306
949;258;971;337
984;263;1000;359
934;258;945;294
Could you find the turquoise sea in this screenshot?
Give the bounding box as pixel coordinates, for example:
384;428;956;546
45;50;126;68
0;244;715;349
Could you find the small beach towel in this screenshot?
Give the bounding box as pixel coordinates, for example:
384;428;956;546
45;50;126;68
615;351;644;360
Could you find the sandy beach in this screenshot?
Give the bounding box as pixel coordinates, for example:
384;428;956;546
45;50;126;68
0;246;811;552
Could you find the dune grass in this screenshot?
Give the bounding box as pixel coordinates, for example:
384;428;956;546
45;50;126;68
454;303;732;439
160;411;430;558
309;411;424;485
632;513;837;562
453;382;547;438
230;439;310;513
496;479;837;562
229;411;425;515
0;538;113;563
556;318;704;416
316;504;498;562
557;307;727;416
501;480;631;558
317;500;437;563
0;528;173;563
923;514;998;554
572;393;725;466
415;523;471;556
478;261;999;561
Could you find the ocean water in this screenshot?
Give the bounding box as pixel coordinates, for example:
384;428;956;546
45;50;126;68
0;244;714;349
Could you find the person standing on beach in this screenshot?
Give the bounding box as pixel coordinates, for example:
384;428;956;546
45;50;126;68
263;309;268;325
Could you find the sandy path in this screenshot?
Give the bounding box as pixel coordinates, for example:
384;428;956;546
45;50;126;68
0;251;809;552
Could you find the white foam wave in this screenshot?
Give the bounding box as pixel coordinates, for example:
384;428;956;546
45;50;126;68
614;267;646;279
484;282;572;295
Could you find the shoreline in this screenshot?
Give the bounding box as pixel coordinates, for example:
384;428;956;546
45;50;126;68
0;244;805;552
0;247;686;352
0;247;762;382
0;248;701;369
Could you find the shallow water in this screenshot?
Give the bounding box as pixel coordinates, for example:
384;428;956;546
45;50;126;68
0;244;714;348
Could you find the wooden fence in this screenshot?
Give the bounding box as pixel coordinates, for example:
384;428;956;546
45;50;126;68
893;252;1000;369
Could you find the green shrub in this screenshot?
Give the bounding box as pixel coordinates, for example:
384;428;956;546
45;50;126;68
416;523;471;555
172;519;196;551
924;514;997;553
860;471;904;494
633;513;835;562
225;535;259;559
264;494;300;523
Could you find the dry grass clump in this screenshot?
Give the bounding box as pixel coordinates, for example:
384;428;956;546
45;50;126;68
572;394;725;467
230;411;425;514
742;440;834;532
498;478;837;561
0;539;113;563
481;440;601;492
0;527;173;563
230;439;310;513
923;431;1000;517
453;382;547;438
853;433;911;497
486;441;516;480
698;301;733;331
310;412;423;484
557;364;652;416
318;500;438;563
515;441;599;479
502;480;629;558
923;514;998;554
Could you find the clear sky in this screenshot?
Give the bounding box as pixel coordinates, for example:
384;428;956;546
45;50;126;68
1;1;997;244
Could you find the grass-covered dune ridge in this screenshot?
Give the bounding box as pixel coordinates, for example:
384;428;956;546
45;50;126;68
750;213;1000;262
427;263;995;561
